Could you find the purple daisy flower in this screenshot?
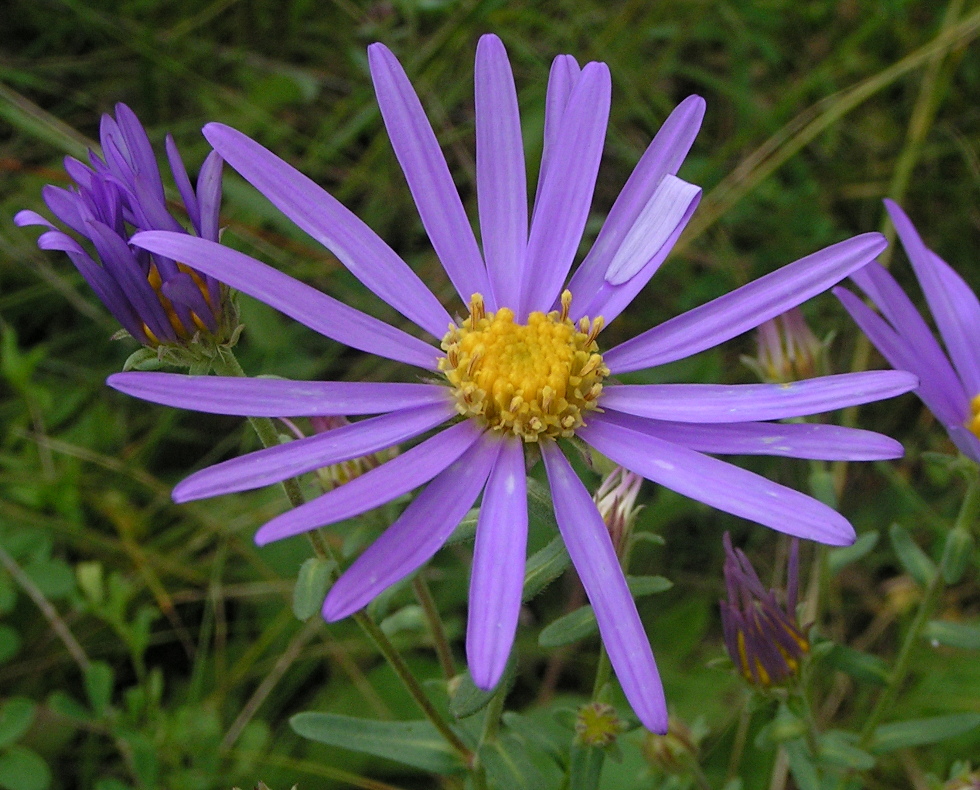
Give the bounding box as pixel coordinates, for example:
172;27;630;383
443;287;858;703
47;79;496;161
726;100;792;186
835;200;980;462
15;103;228;348
106;36;913;732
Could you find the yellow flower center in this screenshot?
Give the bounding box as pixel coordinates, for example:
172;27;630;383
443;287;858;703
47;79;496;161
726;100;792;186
143;262;214;345
968;394;980;440
439;290;608;442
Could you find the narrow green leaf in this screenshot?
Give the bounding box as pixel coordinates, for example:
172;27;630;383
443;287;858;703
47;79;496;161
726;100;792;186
568;743;604;790
821;644;890;685
450;657;513;719
539;606;596;648
522;535;570;602
292;557;334;621
0;626;21;664
871;713;980;753
889;523;936;587
940;527;974;585
0;745;51;790
818;730;875;771
924;620;980;650
290;712;467;773
538;576;673;648
828;531;879;575
784;739;820;790
0;698;35;749
479;734;544;790
84;661;114;718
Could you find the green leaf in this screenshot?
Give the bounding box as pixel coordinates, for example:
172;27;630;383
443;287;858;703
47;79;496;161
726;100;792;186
818;730;875;771
450;658;513;719
871;713;980;753
0;626;21;664
568;742;604;790
889;523;936;587
828;531;879;575
290;713;467;773
84;661;114;718
522;535;570;602
538;576;672;648
924;620;980;650
940;527;974;585
24;558;75;599
784;739;819;790
292;557;334;621
821;643;890;685
45;692;92;724
479;733;544;789
0;745;51;790
0;699;35;749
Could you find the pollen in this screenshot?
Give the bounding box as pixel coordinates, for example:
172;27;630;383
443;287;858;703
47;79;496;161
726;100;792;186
439;290;608;442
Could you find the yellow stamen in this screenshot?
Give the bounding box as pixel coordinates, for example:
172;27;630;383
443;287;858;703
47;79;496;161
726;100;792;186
143;262;214;345
439;290;608;442
968;394;980;439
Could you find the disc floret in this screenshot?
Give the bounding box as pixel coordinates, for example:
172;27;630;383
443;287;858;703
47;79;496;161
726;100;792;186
439;290;608;442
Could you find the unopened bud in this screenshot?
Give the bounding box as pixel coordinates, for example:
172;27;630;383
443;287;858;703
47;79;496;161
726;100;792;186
720;534;809;688
593;466;643;554
744;307;823;383
641;717;699;773
310;415;395;490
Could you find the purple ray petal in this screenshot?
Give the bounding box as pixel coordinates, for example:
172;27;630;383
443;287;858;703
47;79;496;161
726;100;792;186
475;34;528;310
834;286;966;427
579;414;855;545
173;401;456;502
165;134;200;234
196;150;224;245
131;231;441;369
36;233;148;341
603;176;701;286
13;210;57;230
42;185;88;235
108;371;451;416
599;371;916;423
367;44;490;307
86;221;177;342
323;431;501;621
540;441;666;734
521;61;610;316
467;435;528;690
256;420;485;545
534;54;581;212
202;123;449;337
850;261;964;399
575;191;699;325
568;95;705;309
597;410;904;461
605;233;887;373
886;200;980;397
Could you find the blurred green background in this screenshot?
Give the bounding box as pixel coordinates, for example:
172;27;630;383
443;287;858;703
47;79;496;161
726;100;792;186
2;1;980;788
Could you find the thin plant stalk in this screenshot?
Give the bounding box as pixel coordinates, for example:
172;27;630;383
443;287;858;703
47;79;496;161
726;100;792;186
210;346;473;762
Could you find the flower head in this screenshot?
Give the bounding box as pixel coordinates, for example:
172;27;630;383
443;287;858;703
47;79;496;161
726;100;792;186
720;533;809;688
835;200;980;462
745;307;824;383
15;104;233;358
106;36;912;732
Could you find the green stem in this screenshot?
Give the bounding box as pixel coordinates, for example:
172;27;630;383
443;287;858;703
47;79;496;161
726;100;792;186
858;470;980;748
412;574;457;680
211;347;472;762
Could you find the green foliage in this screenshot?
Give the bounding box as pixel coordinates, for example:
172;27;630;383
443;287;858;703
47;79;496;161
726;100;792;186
3;0;980;787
